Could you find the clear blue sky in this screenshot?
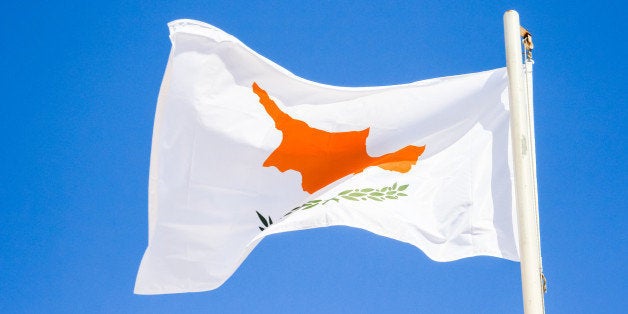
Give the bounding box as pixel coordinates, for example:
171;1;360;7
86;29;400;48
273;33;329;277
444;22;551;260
1;1;625;313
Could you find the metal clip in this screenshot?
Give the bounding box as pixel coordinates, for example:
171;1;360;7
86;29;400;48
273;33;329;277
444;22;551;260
520;26;534;61
541;272;548;293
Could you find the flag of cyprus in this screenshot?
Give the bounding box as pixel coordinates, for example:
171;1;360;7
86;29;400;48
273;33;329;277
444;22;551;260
135;19;519;295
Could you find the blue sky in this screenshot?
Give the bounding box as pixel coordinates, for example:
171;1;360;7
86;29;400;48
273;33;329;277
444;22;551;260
1;1;625;313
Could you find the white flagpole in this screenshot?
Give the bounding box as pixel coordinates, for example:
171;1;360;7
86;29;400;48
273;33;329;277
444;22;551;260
503;10;545;314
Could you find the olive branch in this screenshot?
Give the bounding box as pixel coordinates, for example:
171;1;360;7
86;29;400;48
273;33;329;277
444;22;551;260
256;183;410;232
284;182;409;216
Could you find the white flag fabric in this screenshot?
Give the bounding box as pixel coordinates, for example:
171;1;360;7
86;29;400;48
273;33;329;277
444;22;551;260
135;19;519;295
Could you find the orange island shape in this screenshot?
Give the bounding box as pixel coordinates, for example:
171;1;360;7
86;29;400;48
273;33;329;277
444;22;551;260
253;82;425;194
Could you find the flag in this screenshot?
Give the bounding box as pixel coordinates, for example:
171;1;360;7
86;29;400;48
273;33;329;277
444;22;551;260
135;19;519;295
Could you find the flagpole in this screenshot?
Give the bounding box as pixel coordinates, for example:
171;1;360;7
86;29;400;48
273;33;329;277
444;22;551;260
503;10;545;314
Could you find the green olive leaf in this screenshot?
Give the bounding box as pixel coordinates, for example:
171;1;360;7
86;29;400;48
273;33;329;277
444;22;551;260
256;211;269;227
